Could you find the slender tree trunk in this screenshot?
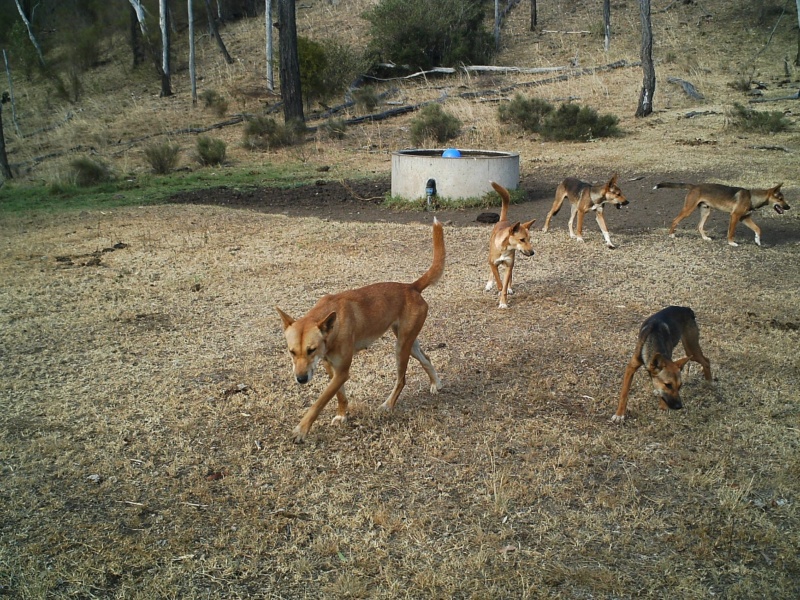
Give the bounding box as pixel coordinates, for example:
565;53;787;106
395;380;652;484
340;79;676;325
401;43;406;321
189;0;197;104
2;49;21;136
266;0;274;91
494;0;500;50
603;0;611;52
795;0;800;66
277;0;304;123
129;5;146;67
160;0;173;97
13;0;45;67
0;93;12;180
530;0;537;31
635;0;655;117
204;0;234;64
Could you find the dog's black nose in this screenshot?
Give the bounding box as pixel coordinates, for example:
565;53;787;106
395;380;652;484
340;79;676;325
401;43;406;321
296;374;309;384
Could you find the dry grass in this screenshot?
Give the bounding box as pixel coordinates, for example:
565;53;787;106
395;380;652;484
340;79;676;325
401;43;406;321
2;0;800;598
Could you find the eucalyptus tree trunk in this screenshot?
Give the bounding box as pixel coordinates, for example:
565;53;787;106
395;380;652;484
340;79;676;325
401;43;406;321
160;0;173;97
189;0;197;104
795;0;800;66
278;0;304;123
204;0;234;64
0;93;12;180
530;0;537;30
635;0;655;117
266;0;274;90
12;0;45;67
603;0;611;52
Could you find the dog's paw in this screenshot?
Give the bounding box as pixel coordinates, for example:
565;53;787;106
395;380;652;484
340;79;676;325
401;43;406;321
330;415;347;426
754;235;762;246
575;236;585;243
498;302;509;309
610;414;626;424
606;242;616;250
430;383;440;394
727;240;738;247
484;281;495;292
379;401;393;413
291;425;308;443
669;233;677;239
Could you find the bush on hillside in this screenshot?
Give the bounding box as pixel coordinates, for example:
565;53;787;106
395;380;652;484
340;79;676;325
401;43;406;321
538;103;620;141
70;156;114;187
498;94;555;133
730;103;791;134
409;104;462;146
364;0;494;70
243;117;306;150
196;136;227;166
144;142;181;174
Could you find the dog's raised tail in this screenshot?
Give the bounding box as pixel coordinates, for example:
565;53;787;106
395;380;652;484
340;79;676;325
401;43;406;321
412;217;445;292
490;181;511;222
654;182;693;191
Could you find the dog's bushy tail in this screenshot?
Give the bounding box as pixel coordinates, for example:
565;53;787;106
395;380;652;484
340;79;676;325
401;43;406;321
412;218;445;292
491;181;511;222
654;182;693;191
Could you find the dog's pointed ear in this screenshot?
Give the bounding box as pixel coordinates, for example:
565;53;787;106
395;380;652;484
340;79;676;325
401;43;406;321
510;222;521;234
522;218;536;230
276;307;295;330
318;311;337;335
772;183;783;192
647;353;666;373
675;356;692;371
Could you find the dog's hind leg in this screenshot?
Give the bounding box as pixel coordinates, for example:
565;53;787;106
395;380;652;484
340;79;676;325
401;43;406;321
486;261;503;292
697;204;714;242
381;318;426;412
669;195;700;238
410;339;442;394
571;204;586;242
542;192;566;232
681;327;712;381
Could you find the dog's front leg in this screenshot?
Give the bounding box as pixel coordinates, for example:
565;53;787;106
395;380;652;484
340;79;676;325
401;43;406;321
594;209;616;249
613;359;641;423
323;361;349;425
486;261;503;292
572;206;586;242
498;263;514;309
293;371;349;442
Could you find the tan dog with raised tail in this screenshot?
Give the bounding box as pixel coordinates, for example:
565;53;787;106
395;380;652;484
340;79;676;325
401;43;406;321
485;181;536;309
542;174;629;248
656;181;789;246
613;306;712;423
277;219;445;442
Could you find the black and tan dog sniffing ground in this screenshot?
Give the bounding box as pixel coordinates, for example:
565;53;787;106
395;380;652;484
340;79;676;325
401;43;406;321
613;306;712;423
485;181;536;309
542;174;629;249
657;181;789;246
277;219;445;442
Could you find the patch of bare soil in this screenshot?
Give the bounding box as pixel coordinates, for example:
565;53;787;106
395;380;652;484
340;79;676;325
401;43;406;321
2;168;799;598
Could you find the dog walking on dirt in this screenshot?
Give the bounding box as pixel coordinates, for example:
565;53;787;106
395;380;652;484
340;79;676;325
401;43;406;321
613;306;712;423
485;181;536;309
542;174;629;249
276;219;445;442
656;181;789;246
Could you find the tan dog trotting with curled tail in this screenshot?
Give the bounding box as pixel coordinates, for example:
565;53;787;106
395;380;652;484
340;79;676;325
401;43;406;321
655;181;789;246
485;181;536;309
542;174;629;249
277;219;445;442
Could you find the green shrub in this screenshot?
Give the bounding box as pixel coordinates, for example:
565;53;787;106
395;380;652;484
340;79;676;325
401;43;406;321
410;104;462;146
200;89;229;117
353;86;379;113
196;136;227;166
538;103;620;141
143;142;181;174
498;94;554;133
321;118;347;140
69;157;114;187
730;103;791;134
243;116;306;150
294;37;370;109
364;0;494;70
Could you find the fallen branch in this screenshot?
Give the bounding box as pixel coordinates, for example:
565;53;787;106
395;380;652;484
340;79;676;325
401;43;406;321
747;145;791;152
667;76;705;100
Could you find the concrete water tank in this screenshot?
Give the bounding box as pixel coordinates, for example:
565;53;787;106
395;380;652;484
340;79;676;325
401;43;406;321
391;149;520;201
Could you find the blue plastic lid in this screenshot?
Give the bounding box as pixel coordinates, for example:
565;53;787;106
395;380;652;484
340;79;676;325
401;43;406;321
442;148;461;158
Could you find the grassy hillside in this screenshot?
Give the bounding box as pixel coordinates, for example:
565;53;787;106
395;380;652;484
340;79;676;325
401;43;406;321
2;0;798;194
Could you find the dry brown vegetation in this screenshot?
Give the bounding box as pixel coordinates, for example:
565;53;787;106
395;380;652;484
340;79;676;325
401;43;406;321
2;0;800;598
